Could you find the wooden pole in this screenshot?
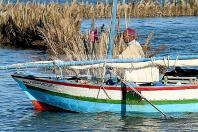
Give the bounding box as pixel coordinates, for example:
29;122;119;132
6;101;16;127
108;70;171;119
124;1;128;29
107;0;118;59
2;55;198;70
123;81;170;119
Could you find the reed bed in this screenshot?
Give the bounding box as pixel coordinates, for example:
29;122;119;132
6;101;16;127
0;1;82;49
1;0;196;77
0;0;197;58
0;1;126;58
80;0;198;18
0;1;124;77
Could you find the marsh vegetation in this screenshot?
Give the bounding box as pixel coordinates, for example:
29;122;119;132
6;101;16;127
0;0;197;61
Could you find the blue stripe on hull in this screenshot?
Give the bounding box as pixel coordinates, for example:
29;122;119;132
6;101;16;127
27;88;198;113
14;79;198;113
14;79;36;100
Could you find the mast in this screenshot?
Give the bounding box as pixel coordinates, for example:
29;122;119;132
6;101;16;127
161;0;165;7
107;0;118;59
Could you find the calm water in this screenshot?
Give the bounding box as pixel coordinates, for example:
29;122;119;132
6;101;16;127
82;16;198;56
1;17;198;131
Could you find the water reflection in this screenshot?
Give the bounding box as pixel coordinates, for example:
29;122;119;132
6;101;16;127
11;111;198;131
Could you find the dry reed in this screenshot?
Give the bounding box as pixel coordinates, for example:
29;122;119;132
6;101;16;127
0;1;196;50
0;0;197;59
1;1;195;77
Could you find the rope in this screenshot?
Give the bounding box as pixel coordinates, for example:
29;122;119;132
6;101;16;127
167;56;170;69
163;56;167;68
97;60;111;99
173;55;179;70
97;85;111;99
151;57;159;69
130;62;134;72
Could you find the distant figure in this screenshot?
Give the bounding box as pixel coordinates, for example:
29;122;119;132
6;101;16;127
89;30;95;43
101;24;105;33
89;27;99;54
119;28;145;58
94;28;99;41
89;28;99;43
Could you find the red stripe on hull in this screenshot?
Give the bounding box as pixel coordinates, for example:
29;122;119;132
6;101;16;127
32;100;68;112
12;74;198;91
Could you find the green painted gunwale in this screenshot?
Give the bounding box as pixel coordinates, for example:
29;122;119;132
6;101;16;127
26;85;198;105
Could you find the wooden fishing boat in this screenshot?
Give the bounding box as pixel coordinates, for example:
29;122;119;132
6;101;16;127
11;69;198;114
1;56;198;117
1;0;198;118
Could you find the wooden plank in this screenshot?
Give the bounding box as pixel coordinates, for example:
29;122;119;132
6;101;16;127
166;80;191;84
167;76;197;80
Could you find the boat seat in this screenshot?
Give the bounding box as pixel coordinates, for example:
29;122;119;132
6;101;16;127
163;76;197;84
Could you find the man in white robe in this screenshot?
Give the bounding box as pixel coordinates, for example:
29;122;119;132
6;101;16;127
119;28;145;58
119;28;159;83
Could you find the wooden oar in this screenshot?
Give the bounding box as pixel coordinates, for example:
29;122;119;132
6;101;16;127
109;70;172;119
123;81;171;119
